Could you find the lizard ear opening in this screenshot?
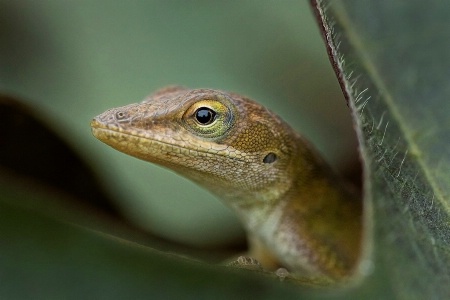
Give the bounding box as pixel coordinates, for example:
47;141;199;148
263;152;277;164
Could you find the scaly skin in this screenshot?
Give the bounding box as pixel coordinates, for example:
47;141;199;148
91;87;362;280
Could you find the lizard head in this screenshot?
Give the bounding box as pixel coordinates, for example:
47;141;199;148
91;87;314;214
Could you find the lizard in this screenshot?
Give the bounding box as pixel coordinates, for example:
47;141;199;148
90;86;363;281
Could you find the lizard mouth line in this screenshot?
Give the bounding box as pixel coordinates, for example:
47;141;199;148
91;121;251;163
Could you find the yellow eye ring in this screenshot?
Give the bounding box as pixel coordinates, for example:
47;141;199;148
182;99;236;140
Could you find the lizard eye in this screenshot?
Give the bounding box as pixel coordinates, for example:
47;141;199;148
195;107;216;125
183;98;236;139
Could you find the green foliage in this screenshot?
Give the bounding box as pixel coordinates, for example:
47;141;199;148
313;0;450;298
1;0;450;298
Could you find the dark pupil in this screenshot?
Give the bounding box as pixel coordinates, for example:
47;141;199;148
195;108;216;125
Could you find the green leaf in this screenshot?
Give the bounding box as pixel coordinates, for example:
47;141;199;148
2;0;450;298
312;0;450;297
0;95;120;216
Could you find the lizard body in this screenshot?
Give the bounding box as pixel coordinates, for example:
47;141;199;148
91;87;362;280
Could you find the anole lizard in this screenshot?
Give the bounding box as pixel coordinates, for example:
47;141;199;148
91;87;362;281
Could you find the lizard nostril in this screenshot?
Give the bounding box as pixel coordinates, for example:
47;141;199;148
115;111;127;121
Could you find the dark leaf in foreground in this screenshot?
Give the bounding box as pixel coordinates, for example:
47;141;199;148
0;95;120;215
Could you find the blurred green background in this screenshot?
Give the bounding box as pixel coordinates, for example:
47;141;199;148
0;0;355;247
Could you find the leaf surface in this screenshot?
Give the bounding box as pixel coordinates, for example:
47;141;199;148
312;0;450;298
